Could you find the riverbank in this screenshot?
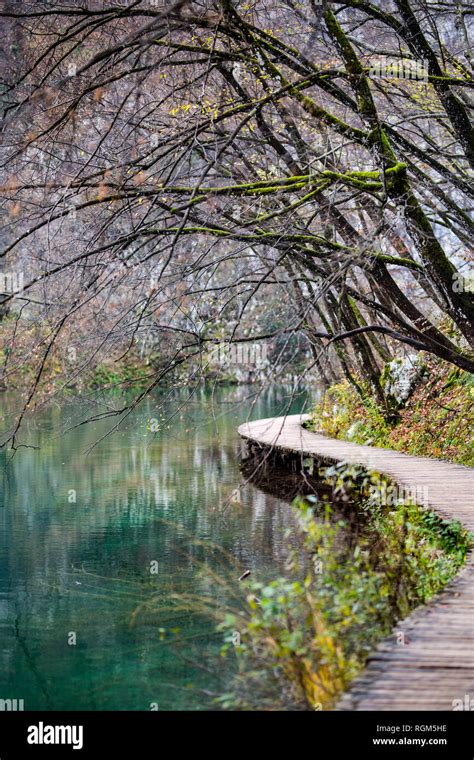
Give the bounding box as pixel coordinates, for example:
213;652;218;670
305;359;473;467
0;317;302;398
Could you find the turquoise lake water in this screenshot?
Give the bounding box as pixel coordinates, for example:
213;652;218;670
0;385;310;710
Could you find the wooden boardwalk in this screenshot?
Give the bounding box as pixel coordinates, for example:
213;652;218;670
238;414;474;711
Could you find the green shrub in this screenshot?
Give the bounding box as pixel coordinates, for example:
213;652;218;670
217;465;471;710
306;359;474;465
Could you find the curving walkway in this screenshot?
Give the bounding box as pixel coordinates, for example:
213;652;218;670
238;414;474;711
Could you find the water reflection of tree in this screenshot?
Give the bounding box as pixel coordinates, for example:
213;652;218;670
0;387;307;708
